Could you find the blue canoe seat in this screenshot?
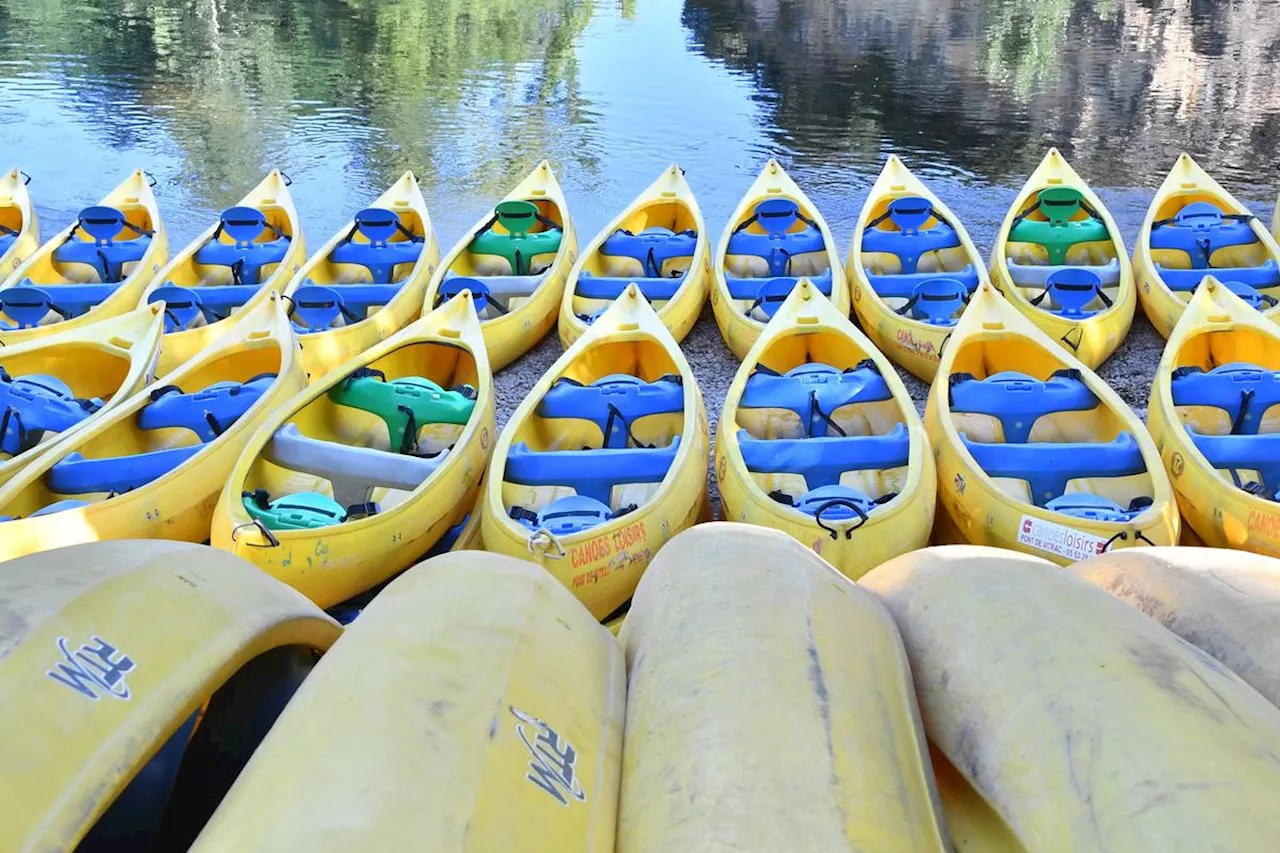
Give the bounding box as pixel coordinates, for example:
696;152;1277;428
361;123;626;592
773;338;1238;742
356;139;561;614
1222;280;1279;310
537;373;683;449
193;206;291;286
960;432;1146;507
504;437;680;505
46;445;202;496
0;372;101;456
1030;267;1110;318
950;370;1099;444
740;361;891;438
786;484;883;523
0;282;123;329
327;207;425;284
0;226;15;256
1045;493;1153;523
576;274;686;302
52;205;153;283
1149;202;1259;269
1171;363;1280;435
511;494;619;536
600;227;698;279
861;197;961;275
1186;430;1280;500
137;373;276;442
737;422;911;489
434;276;508;317
1007;258;1122;289
725;269;834;320
727;198;826;277
1156;259;1280;293
289;283;403;333
147;284;259;331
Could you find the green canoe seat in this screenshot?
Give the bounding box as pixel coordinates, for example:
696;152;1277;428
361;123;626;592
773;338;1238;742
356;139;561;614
243;490;349;531
264;423;444;508
1007;187;1110;266
468;200;562;276
328;368;476;455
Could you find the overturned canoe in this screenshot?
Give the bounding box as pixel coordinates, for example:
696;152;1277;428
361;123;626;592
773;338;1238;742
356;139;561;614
559;164;709;347
142;170;306;375
0;293;305;560
212;291;494;609
481;284;710;621
716;279;934;578
422;161;576;371
191;551;625;852
0;169;168;344
0;540;339;851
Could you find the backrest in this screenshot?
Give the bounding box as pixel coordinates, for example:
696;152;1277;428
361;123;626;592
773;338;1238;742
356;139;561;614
949;369;1099;444
739;361;891;438
1170;363;1280;436
959;432;1146;507
328;370;476;454
504;438;680;504
859;196;960;274
536;374;683;449
1044;268;1104;317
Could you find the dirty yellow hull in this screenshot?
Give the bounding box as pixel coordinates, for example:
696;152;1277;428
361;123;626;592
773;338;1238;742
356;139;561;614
715;280;934;578
191;551;625;852
212;292;494;609
0;540;339;852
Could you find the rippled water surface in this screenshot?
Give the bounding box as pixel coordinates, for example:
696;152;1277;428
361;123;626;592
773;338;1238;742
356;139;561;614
3;0;1278;250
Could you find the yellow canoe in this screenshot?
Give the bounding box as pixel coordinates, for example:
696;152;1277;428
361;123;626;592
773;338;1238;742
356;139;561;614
715;279;934;579
848;155;987;382
926;283;1178;563
142;170;306;375
711;159;847;360
481;283;710;621
862;546;1280;851
190;551;625;852
212;291;494;610
0;540;340;852
989;148;1135;368
284;170;441;379
559;164;709;348
1274;192;1279;241
0;293;306;560
0;169;168;344
0;166;39;275
422;161;576;371
1146;276;1280;555
617;523;949;852
1135;153;1280;338
0;302;165;491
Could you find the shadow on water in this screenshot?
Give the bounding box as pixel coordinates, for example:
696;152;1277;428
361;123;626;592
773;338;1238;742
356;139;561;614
682;0;1280;192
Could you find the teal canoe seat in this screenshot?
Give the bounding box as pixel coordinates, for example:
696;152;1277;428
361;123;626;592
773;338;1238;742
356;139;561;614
599;227;697;278
736;423;911;489
860;197;960;274
1156;260;1280;293
328;367;476;455
1149;202;1259;269
193;206;291;286
53;205;153;283
510;494;620;536
1007;187;1110;266
740;361;890;438
243;490;349;531
0;370;101;457
468;200;562;276
959;432;1146;507
949;369;1099;444
505;437;680;505
728;198;825;277
1171;363;1280;435
327;207;425;284
537;373;683;449
39;373;275;501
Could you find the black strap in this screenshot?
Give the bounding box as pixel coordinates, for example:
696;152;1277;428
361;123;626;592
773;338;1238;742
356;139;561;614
808;390;846;437
508;505;540;525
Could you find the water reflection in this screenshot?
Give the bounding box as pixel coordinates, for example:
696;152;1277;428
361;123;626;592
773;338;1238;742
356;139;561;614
684;0;1280;192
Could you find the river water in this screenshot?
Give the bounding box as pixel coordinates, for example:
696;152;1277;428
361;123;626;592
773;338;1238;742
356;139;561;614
2;0;1278;409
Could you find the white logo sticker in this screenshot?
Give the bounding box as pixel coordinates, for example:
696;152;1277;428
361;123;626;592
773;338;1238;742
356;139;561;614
1017;515;1107;562
510;705;586;806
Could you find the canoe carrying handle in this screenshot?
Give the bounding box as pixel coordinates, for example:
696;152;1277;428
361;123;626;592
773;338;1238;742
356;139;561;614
229;518;280;548
1100;528;1157;552
143;171;157;187
280;171;293;186
527;527;567;560
19;171;30;186
814;499;869;540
